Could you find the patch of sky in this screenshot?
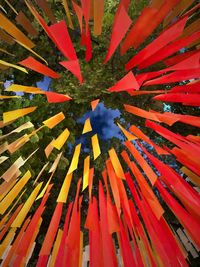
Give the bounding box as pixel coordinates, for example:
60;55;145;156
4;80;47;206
75;102;128;152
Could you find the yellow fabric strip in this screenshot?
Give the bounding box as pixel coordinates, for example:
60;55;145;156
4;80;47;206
11;182;43;228
109;148;125;180
15;39;48;65
43;112;65;129
82;156;90;191
67;143;82;175
82;118;92;134
0;13;34;48
36;174;53;201
117;123;137;141
53;128;70;150
49;229;63;267
0;171;31;215
0;95;21;99
3;107;37;123
62;0;74;29
0;228;16;259
57;173;72;203
0;59;28;74
5;84;44;94
91;134;101;160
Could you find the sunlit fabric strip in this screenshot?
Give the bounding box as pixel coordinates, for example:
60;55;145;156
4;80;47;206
108;148;125;179
88;168;94;200
91;134;101;160
106;160;121;216
19;56;60;78
124;104;200;127
181;18;200;39
99;181;118;267
122;150;163;220
72;1;83;32
126;173;179;266
60;60;83;84
155;179;200;249
104;5;132;63
124;140;158;185
1;157;24;182
101;169;120;233
138;31;200;69
85;197;103;266
0;95;21;99
163;0;193;26
0;228;16;259
170;80;200;93
45;139;55;158
37;203;63;266
181;166;200;187
12;184;52;265
163;50;198;67
0;12;35;48
57;173;72;203
140;143;200;221
53;128;70;150
0;28;15;44
49;229;63;267
117;123;137;141
1;217;31;267
55;202;73;266
48;20;77;60
3;106;37;124
153;93;200;106
108;71;139;92
62;0;74;29
128;90;166;96
49;152;63;173
0;204;23;242
121;0;181;52
144;68;200;86
15;11;38;37
80;27;93;62
82;118;92;134
64;180;81;267
0;171;31;215
0;156;8;164
67;144;82;175
0;48;14;56
45;92;72;103
0;59;28;74
5;84;43;94
125;15;187;70
82;156;90;191
43;112;65;129
35;0;56;24
91;99;100;111
93;0;104;36
33;162;49;185
11;183;43;228
80;0;90;29
128;199;158;267
129;124;169;155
